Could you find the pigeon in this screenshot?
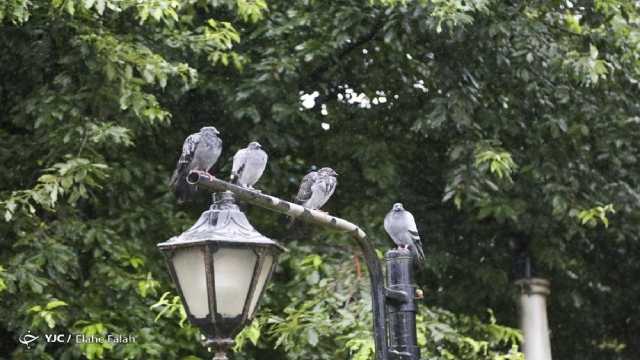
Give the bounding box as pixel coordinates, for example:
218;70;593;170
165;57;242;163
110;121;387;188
230;141;268;188
294;167;338;210
286;167;338;228
384;203;425;264
169;126;222;203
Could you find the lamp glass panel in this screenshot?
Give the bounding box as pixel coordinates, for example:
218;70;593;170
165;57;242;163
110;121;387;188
172;247;209;318
213;247;257;317
248;254;274;316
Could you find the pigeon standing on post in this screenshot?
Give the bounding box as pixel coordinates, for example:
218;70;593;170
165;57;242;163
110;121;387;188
230;141;268;189
169;126;222;203
384;203;425;265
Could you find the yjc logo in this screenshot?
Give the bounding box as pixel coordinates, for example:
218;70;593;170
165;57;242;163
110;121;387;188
44;334;71;343
18;330;39;349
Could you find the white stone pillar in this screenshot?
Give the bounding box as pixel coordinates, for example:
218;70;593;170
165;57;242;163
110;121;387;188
515;278;552;360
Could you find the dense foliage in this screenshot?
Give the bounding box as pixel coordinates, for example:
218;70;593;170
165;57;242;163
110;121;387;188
1;0;639;359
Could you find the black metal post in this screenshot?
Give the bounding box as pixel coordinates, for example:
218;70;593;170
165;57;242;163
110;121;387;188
385;249;419;360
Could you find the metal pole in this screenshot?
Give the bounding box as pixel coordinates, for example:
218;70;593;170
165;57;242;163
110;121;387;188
204;338;234;360
385;249;419;360
187;172;390;360
515;278;552;360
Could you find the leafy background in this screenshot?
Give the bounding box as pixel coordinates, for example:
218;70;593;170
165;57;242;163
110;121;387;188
1;0;638;358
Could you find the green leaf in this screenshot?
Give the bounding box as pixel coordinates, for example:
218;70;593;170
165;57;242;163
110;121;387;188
83;0;96;9
95;0;106;15
307;328;319;346
46;300;68;310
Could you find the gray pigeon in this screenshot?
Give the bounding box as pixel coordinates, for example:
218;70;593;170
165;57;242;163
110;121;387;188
230;141;268;188
384;203;425;264
294;167;338;210
169;126;222;203
286;167;338;228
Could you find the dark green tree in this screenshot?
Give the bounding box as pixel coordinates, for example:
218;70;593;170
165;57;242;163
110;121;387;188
2;0;639;359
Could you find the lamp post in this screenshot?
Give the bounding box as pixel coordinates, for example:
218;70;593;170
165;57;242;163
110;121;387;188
184;171;422;360
158;191;286;360
385;249;420;359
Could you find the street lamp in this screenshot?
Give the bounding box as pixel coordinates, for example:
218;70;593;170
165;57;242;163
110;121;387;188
158;191;286;360
185;171;424;360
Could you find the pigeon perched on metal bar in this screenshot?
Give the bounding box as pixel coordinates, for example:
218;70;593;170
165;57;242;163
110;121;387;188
294;167;338;210
286;167;338;228
384;203;425;265
169;126;222;203
230;141;268;189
